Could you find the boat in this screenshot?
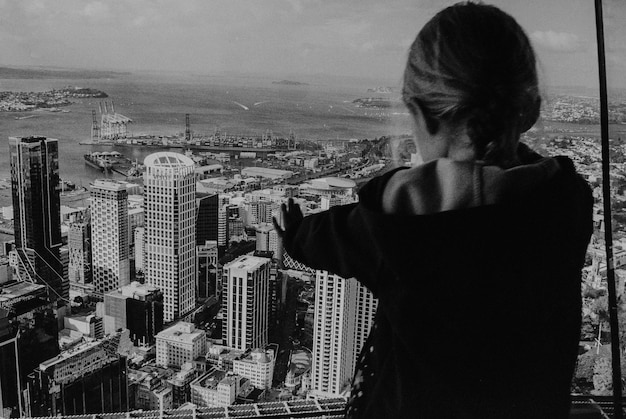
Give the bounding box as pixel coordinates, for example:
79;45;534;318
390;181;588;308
84;153;113;172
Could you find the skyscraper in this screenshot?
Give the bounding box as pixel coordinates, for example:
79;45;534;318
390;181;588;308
91;180;130;295
144;152;196;322
222;255;270;351
310;271;378;397
9;136;65;301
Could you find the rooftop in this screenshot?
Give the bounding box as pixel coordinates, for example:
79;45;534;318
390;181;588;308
0;281;46;303
192;369;227;390
144;152;195;168
157;322;204;343
91;178;128;192
225;255;271;273
307;177;355;190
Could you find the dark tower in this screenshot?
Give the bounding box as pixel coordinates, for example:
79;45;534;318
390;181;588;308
196;194;219;245
9;136;65;301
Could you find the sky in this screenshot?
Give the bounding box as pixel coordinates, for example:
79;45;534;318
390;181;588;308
0;0;625;88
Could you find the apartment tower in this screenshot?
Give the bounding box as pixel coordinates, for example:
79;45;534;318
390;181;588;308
91;179;130;295
222;255;270;351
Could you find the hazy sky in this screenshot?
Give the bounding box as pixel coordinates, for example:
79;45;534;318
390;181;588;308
1;0;625;88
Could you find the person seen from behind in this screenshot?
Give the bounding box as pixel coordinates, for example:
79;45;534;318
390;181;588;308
274;2;593;418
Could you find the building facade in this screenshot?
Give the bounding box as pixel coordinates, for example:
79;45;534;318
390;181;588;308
156;322;206;368
144;152;196;322
91;180;130;295
311;270;357;397
222;256;270;351
68;222;92;285
9;136;65;301
196;241;218;300
0;281;59;418
196;193;219;245
25;332;130;417
103;281;164;346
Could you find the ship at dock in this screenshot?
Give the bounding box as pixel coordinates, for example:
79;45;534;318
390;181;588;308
84;152;116;173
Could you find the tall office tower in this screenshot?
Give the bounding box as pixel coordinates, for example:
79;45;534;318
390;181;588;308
196;193;219;245
91;180;130;295
311;270;358;397
222;255;270;351
25;331;130;417
68;222;92;284
134;227;145;273
196;240;218;300
9;136;65;301
103;282;164;345
144;152;196;322
0;281;59;418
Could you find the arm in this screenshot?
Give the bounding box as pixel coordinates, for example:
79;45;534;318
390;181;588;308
274;199;383;293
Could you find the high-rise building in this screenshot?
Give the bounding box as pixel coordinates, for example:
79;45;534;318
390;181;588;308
9;136;65;301
222;255;270;351
310;270;357;397
196;193;219;245
68;222;92;285
0;281;59;418
103;281;164;346
91;180;130;295
353;282;378;369
144;152;196;322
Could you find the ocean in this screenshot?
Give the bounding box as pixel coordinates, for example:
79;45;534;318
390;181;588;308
0;72;410;191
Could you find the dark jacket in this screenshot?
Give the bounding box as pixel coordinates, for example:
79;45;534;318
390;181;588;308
283;147;593;418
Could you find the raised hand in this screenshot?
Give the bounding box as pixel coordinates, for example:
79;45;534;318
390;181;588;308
273;198;303;238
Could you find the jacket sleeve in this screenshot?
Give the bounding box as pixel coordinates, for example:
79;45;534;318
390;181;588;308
282;202;384;294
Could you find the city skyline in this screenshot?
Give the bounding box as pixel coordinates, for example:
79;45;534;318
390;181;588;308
1;0;625;88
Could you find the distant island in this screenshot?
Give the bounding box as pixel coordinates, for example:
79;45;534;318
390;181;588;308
0;86;109;112
367;86;395;94
272;80;309;86
352;97;402;109
0;66;128;80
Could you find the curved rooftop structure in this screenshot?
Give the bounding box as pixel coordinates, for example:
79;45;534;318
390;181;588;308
144;152;195;168
308;177;356;190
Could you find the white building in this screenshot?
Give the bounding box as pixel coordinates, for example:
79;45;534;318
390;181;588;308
91;179;130;295
144;152;197;322
222;256;270;351
190;369;252;408
353;281;378;369
255;224;274;253
156;322;206;368
311;270;370;397
240;167;293;180
232;347;276;390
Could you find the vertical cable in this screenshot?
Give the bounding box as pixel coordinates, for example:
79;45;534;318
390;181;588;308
595;0;623;417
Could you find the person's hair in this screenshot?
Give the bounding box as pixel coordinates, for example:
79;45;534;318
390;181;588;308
402;2;541;167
